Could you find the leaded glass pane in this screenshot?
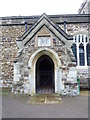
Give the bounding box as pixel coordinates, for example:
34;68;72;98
79;45;85;66
71;44;77;64
87;44;90;66
38;37;51;46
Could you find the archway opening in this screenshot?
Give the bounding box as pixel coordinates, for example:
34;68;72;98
36;55;55;93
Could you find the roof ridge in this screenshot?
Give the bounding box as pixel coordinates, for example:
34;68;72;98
17;13;72;41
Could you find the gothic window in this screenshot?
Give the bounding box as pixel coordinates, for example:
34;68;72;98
79;44;85;66
85;36;88;43
73;34;89;66
78;35;80;42
87;43;90;66
82;35;84;42
71;44;77;64
75;36;77;42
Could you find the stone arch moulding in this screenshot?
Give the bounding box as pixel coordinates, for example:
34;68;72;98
28;47;63;95
28;47;61;68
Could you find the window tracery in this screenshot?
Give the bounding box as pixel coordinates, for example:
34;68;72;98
73;34;90;66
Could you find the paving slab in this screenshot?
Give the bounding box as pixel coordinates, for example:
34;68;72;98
1;91;89;118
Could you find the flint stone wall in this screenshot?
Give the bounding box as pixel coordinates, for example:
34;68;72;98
12;25;77;95
0;16;89;88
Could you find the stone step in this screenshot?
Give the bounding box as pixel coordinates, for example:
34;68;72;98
28;93;62;104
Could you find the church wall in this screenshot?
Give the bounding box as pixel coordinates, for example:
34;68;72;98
12;24;78;94
0;18;89;88
67;23;88;35
59;23;88;35
0;25;25;87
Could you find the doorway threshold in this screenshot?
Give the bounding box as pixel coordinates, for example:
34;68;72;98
28;93;62;104
36;88;54;94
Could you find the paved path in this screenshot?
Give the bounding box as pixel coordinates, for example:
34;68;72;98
2;93;89;118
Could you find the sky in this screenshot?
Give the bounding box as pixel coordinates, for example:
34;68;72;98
0;0;84;17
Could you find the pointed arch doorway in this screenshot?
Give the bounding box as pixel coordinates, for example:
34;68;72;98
36;55;55;93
